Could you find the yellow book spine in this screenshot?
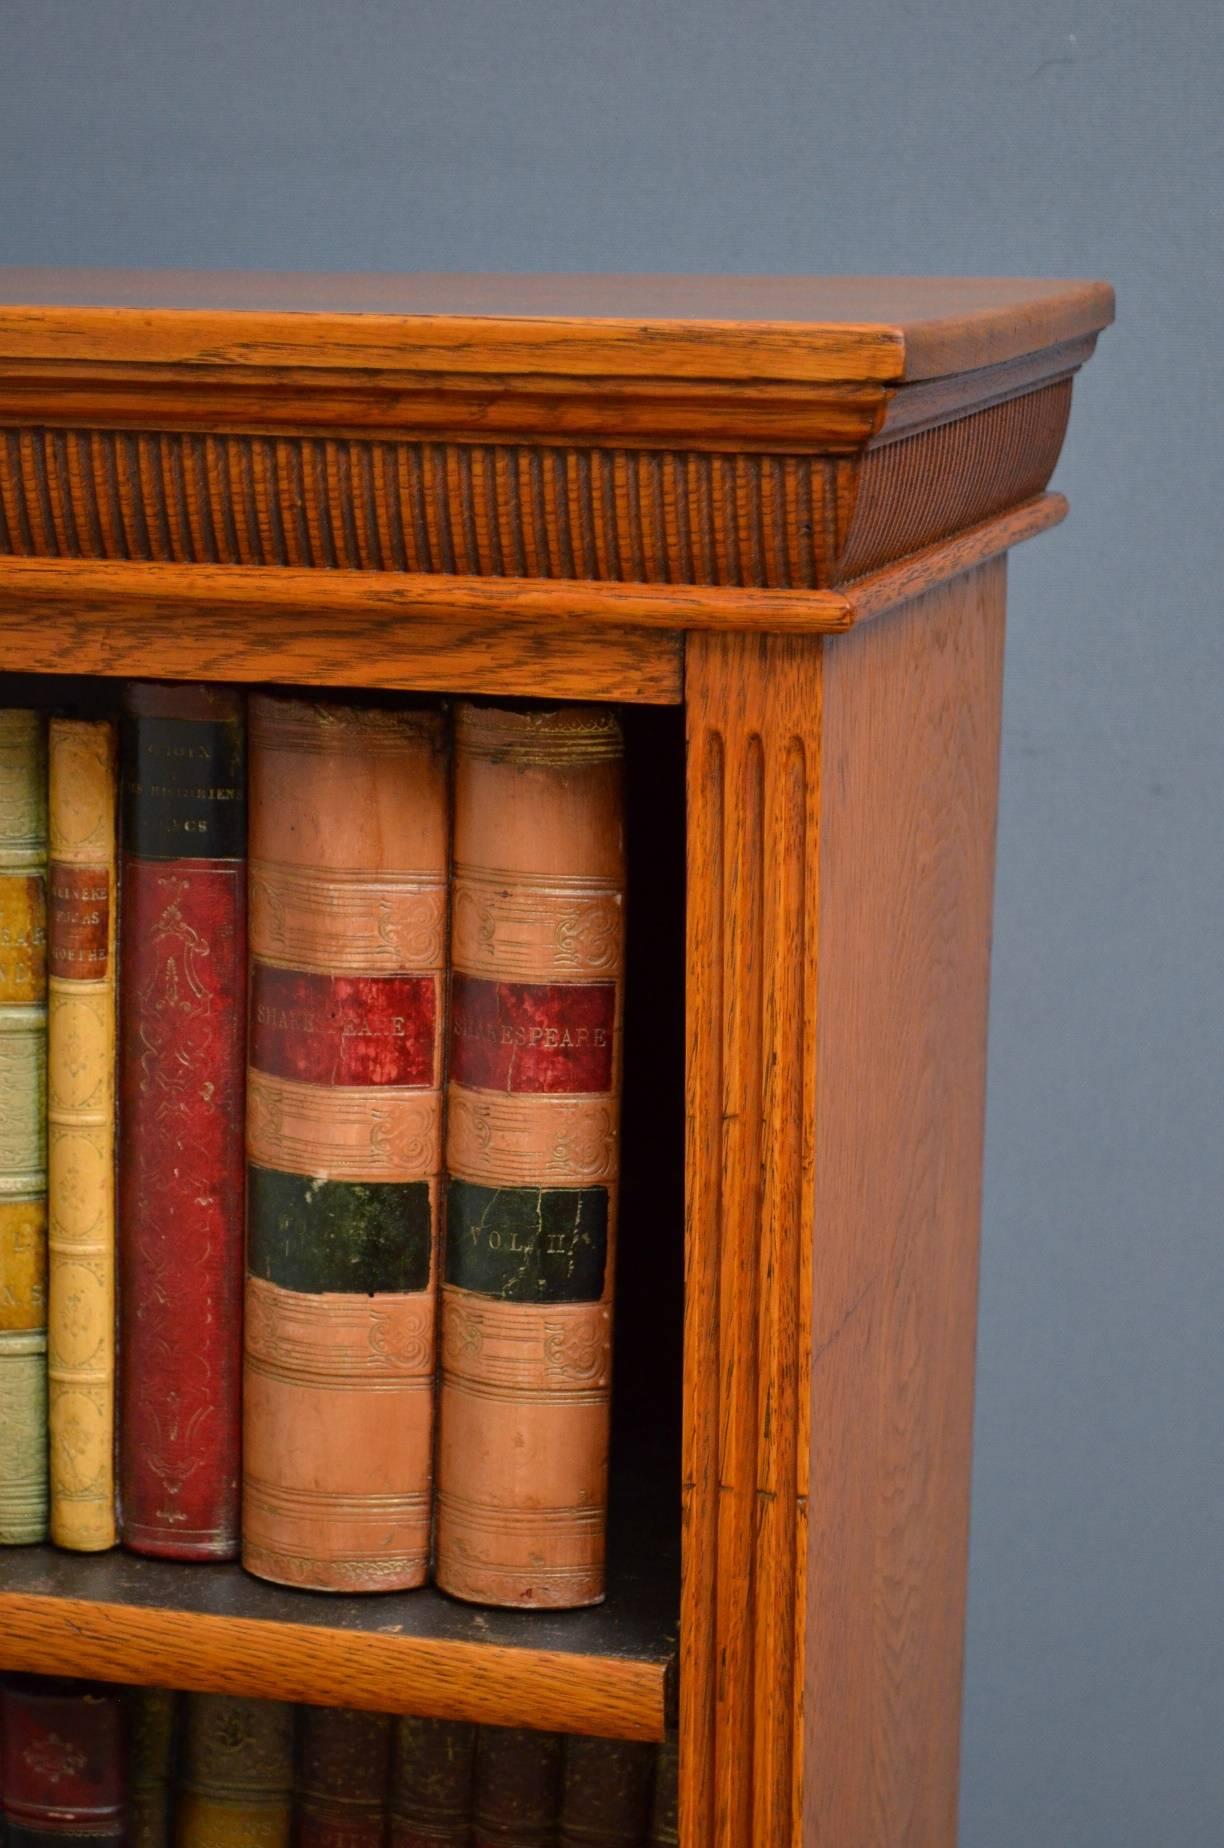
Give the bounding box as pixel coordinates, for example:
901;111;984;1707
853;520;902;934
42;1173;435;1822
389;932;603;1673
177;1695;294;1848
47;716;118;1550
174;1793;293;1848
0;708;48;1545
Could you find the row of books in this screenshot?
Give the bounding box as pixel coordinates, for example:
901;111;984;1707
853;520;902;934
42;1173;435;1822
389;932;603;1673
0;1675;677;1845
0;688;626;1605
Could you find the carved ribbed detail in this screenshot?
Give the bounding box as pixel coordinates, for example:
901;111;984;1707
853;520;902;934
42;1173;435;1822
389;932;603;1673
0;385;1071;587
0;429;845;585
684;634;819;1847
839;378;1072;580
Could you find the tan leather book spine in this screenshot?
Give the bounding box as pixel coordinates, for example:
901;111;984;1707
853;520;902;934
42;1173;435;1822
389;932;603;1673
0;708;48;1547
437;704;625;1609
558;1737;655;1847
295;1705;392;1848
243;696;447;1592
47;717;118;1552
127;1687;178;1848
175;1694;293;1848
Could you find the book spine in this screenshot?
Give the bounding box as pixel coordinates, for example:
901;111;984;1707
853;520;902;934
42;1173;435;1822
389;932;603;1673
47;720;118;1553
125;1688;177;1848
558;1737;655;1847
646;1739;678;1848
175;1694;293;1848
242;697;447;1593
436;703;625;1609
0;711;48;1546
0;1677;124;1845
471;1726;563;1848
295;1706;392;1847
117;684;246;1559
388;1717;475;1847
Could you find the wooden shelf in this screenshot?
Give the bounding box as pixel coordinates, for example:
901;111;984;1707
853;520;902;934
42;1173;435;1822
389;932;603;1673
0;1512;676;1741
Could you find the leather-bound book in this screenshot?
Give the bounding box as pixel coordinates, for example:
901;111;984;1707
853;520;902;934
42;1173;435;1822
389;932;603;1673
0;711;48;1546
175;1694;293;1848
389;1716;475;1847
646;1740;677;1848
118;683;246;1559
558;1738;654;1847
47;719;118;1553
0;1675;124;1845
126;1689;177;1848
472;1726;563;1848
242;696;447;1592
436;704;625;1609
296;1706;392;1847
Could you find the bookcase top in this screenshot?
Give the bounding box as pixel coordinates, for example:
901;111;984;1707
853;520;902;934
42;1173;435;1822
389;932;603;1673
0;270;1113;384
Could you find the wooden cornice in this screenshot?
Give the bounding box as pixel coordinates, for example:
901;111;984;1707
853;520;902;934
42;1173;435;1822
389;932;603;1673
0;272;1110;601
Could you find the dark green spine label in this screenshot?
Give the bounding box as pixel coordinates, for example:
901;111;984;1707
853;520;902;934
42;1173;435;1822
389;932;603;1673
248;1165;432;1295
445;1179;608;1303
122;712;246;861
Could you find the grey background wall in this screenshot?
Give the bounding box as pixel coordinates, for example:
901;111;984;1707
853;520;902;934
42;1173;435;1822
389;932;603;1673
3;2;1220;1840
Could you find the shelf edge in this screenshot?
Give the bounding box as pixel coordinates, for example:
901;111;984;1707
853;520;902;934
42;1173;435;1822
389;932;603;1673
0;1591;670;1742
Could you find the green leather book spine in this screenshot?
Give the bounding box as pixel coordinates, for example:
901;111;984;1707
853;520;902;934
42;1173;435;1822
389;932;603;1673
0;710;48;1546
126;1688;178;1848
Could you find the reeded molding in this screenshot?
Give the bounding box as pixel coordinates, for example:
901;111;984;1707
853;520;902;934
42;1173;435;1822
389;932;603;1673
0;373;1075;591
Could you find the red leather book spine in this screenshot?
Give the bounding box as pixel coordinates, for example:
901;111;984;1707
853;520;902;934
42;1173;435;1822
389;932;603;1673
0;1677;125;1845
388;1717;475;1847
471;1726;563;1848
118;683;246;1560
296;1707;392;1848
558;1737;655;1847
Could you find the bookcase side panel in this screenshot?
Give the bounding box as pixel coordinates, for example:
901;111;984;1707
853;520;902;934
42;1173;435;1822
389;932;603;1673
803;557;1006;1845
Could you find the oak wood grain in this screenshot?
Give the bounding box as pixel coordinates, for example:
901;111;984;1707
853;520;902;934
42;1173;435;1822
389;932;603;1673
844;492;1065;621
839;380;1070;579
0;272;1114;383
0;1541;674;1741
0;563;683;702
683;632;820;1848
802;559;1006;1844
0;1598;664;1743
0;492;1064;693
0;365;888;449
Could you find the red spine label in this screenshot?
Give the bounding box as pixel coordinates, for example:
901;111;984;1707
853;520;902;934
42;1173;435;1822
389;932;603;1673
449;973;615;1093
119;858;246;1558
250;964;437;1088
48;861;111;980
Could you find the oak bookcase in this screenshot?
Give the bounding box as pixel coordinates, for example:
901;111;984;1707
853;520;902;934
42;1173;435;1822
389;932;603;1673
0;272;1111;1846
